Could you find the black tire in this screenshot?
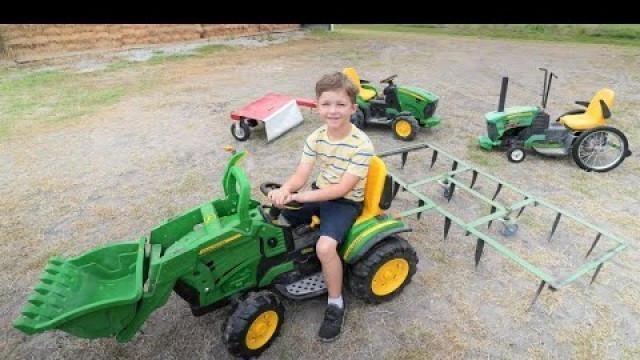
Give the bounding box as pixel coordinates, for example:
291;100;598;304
348;236;418;304
507;146;526;163
571;126;629;172
392;115;419;141
350;108;366;130
231;119;251;141
223;291;285;358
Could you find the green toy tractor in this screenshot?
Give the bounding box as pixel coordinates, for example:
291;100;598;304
477;68;632;172
13;148;418;358
344;67;442;141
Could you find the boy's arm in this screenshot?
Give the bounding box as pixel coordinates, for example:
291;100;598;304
292;173;360;203
293;143;374;203
268;162;314;207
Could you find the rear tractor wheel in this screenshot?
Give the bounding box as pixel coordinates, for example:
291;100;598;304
348;236;418;304
571;126;630;172
350;108;366;130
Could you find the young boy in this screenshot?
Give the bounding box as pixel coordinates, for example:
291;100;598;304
268;71;374;342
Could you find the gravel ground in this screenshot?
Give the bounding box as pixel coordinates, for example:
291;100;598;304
1;30;639;359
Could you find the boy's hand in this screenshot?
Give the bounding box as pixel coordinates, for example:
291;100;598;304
268;188;293;208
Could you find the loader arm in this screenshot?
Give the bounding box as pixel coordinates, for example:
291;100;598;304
117;241;198;341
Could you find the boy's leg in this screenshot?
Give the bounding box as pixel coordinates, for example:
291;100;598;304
281;202;319;228
316;199;362;342
316;236;342;299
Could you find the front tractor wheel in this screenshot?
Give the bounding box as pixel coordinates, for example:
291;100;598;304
392;116;419;141
223;291;285;358
507;146;526;163
348;236;418;304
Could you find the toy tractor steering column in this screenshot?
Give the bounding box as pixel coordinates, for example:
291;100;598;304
259;182;303;220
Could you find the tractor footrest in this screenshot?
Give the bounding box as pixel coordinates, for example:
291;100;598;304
275;272;327;300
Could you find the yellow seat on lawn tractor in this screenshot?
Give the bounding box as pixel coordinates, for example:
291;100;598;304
343;67;377;101
559;88;615;131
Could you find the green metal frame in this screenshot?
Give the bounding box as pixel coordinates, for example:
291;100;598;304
377;142;628;306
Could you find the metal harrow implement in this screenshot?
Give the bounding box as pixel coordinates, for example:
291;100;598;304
377;142;629;307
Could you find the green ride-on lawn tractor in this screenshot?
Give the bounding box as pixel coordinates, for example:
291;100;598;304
344;67;442;141
13;147;418;358
477;68;632;172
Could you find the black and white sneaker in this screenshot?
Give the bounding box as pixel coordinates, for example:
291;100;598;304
317;303;346;342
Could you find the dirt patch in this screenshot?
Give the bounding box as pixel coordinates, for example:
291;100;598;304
1;30;639;359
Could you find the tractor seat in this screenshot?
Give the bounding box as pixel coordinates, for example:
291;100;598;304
343;67;377;101
355;155;392;224
558;88;615;131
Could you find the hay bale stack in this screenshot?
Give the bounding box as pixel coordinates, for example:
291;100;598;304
0;24;301;61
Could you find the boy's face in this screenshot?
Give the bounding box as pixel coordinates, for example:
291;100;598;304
317;88;358;131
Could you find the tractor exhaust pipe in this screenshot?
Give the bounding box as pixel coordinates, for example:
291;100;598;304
497;77;508;112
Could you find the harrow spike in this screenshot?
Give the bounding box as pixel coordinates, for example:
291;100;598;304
470;170;478;189
590;263;604;285
474;238;485;267
528;280;547;311
451;160;458;172
491;183;503;201
585;233;602;258
392;181;401;199
549;213;562;242
444;216;452;240
417;199;425;220
430;150;438;168
401;151;408;169
516;206;526;219
487;205;497;229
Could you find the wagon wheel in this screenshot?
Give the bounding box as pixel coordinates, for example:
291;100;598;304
231;119;251;141
571;126;629;172
348;235;418;304
223;291;285;358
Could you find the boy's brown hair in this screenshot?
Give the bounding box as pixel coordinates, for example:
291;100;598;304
315;72;359;104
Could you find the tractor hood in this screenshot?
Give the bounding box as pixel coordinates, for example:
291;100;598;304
485;106;538;123
398;86;438;102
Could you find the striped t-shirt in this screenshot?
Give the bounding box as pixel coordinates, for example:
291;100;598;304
301;124;374;202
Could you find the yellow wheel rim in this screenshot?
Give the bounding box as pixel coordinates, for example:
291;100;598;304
395;120;412;137
371;258;410;296
245;310;279;350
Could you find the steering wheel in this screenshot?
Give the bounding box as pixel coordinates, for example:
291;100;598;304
380;74;398;84
259;182;304;210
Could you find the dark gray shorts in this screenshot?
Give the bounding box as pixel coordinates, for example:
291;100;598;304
282;197;363;244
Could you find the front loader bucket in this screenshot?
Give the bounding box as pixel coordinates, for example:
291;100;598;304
13;237;146;339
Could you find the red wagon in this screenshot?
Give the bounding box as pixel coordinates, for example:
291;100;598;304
230;93;316;142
